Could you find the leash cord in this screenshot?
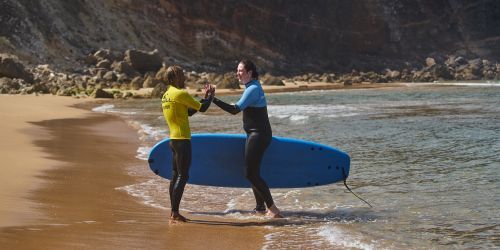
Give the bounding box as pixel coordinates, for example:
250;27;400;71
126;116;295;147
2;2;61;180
342;168;373;208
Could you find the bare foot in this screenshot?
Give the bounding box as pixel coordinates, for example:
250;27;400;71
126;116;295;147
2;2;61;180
170;212;188;223
267;212;284;218
267;204;284;218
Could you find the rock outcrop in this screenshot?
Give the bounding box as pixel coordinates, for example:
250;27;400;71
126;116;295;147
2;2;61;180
0;1;498;98
0;0;498;74
0;54;34;83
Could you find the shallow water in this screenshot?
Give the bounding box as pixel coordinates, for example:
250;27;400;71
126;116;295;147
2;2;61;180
95;84;499;249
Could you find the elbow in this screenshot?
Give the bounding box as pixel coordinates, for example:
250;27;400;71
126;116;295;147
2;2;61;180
198;100;211;113
229;106;241;115
199;105;210;113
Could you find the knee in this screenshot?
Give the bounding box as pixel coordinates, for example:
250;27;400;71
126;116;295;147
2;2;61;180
245;170;258;182
178;173;189;183
171;170;178;178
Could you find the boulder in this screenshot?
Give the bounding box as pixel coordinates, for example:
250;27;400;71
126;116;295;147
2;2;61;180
112;61;138;77
84;54;98;65
155;66;168;82
25;83;49;94
124;49;162;74
468;58;483;75
0;77;15;88
130;76;144;90
116;73;129;83
96;59;111;69
151;83;167;98
217;73;240;89
91;88;114;98
385;69;401;80
93;48;120;62
0;77;15;93
261;74;285;86
103;71;117;81
0;54;34;83
319;73;336;83
454;56;468;66
143;75;160;88
431;64;453;80
425;57;436;67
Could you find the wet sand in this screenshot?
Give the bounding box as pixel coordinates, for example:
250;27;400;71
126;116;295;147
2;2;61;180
0;94;267;249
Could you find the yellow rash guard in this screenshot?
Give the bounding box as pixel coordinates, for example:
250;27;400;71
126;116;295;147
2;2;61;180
161;86;202;139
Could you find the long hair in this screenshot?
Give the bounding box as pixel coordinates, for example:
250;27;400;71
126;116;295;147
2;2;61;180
240;59;259;79
159;65;184;87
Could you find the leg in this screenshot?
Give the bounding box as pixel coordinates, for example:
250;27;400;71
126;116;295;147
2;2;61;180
247;133;266;212
168;141;178;211
169;140;192;222
245;132;283;218
251;186;266;214
245;132;274;208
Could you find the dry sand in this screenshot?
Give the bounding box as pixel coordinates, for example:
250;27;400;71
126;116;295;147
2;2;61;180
0;94;268;249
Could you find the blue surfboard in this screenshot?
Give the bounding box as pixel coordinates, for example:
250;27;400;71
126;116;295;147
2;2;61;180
148;134;350;188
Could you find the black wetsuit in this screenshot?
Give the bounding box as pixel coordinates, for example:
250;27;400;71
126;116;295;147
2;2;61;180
162;88;212;213
213;85;275;211
169;139;191;213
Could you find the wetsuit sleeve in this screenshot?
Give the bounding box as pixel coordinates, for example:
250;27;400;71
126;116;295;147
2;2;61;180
235;85;259;110
213;97;241;115
187;108;197;116
199;94;214;112
188;95;213;116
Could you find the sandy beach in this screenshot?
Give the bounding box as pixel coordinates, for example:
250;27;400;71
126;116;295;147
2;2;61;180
0;94;268;249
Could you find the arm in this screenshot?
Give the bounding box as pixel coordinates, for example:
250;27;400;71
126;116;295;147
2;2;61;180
187;85;214;116
213;97;241;115
188;107;197;116
188;95;213;116
213;84;259;114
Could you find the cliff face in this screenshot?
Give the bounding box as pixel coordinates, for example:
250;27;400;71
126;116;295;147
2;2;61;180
1;0;499;74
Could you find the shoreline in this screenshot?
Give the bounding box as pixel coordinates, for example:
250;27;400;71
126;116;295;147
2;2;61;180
124;81;412;98
115;80;499;99
0;94;268;249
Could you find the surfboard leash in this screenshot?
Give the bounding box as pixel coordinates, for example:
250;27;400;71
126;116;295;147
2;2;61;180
341;167;373;208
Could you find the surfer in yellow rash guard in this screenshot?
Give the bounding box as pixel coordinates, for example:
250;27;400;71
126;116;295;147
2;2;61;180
159;65;214;223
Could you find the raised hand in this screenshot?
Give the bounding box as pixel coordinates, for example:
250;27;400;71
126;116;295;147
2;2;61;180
203;84;210;99
210;84;216;96
204;84;215;99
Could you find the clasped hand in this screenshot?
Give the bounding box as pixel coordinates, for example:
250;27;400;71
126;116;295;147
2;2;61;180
203;84;216;99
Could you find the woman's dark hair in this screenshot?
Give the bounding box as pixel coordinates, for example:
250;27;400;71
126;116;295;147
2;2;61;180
240;59;259;79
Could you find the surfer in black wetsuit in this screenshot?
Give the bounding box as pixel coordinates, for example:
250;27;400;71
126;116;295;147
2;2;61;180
213;59;283;218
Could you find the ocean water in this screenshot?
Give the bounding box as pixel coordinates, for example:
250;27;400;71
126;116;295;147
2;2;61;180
94;83;499;249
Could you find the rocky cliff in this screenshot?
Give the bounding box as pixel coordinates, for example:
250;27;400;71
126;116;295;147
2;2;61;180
0;0;499;74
